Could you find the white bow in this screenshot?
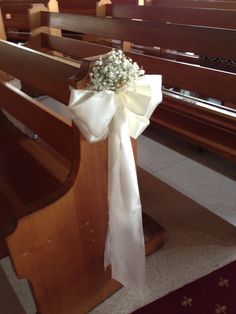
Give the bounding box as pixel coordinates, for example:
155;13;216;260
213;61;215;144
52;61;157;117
69;75;162;292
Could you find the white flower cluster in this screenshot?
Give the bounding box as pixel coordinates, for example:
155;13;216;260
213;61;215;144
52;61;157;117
87;49;145;92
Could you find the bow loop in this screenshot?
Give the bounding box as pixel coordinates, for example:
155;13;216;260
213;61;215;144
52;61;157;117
69;89;117;142
117;75;162;139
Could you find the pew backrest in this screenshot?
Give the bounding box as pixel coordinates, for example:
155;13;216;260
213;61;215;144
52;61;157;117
105;4;236;29
27;11;236;159
103;3;236;70
0;39;90;158
38;12;236;61
58;0;97;15
0;39;92;246
0;0;59;41
155;0;236;9
57;0;111;16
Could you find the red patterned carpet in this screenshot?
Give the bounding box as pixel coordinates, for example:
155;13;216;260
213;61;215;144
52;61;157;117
133;261;236;314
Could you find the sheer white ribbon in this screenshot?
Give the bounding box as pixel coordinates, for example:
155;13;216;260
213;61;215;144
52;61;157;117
69;75;162;292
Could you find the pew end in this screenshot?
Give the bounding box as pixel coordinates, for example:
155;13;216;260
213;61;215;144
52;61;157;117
0;40;118;313
0;39;165;313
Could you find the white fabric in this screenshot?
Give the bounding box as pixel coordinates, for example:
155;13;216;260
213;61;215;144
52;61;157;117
69;75;162;292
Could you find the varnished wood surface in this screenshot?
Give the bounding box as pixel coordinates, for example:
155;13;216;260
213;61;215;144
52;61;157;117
26;10;236;160
6;129;120;314
0;1;58;41
58;1;97;15
42;32;111;59
104;3;236;70
0;39;165;312
0;124;61;205
156;0;236;9
0;39;87;248
0;2;46;42
6;129;164;313
126;52;236;104
0;190;17;237
29;31;236;105
143;212;165;255
0;40;89;103
0;5;235;310
152;95;236;160
0;9;6;39
41;12;236;59
0;81;73;160
107;4;236;29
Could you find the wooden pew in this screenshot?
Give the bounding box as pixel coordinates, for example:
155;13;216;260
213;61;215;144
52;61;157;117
0;38;164;313
57;0;143;18
58;0;99;16
112;0;140;3
34;11;236;59
153;0;236;9
103;3;236;113
26;12;236;161
105;3;236;29
104;3;236;65
54;0;111;40
0;0;58;42
0;40;119;313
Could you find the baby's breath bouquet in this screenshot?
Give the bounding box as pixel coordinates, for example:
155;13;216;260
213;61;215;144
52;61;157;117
87;49;145;92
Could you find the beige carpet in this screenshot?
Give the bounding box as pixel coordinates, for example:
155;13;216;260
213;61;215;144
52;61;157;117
89;170;236;313
1;169;236;314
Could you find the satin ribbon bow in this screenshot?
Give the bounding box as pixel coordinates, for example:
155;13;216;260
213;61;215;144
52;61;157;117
69;75;162;292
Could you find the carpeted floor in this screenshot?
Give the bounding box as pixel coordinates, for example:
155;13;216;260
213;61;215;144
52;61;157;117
90;170;236;314
132;260;236;313
1;129;236;314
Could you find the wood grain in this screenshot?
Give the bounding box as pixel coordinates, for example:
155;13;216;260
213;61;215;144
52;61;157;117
0;40;165;312
107;4;236;29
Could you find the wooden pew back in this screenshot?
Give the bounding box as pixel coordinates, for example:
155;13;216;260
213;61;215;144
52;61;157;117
0;39;127;313
106;3;236;29
57;0;111;16
58;0;97;15
154;0;236;9
103;3;236;70
0;38;92;250
27;11;236;160
0;39;89;253
0;0;58;42
39;12;236;61
0;11;235;313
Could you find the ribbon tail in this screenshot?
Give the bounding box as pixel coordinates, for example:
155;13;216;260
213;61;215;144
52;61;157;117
104;104;145;292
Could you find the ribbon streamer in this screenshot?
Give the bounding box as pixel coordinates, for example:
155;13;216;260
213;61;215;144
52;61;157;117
69;75;162;292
